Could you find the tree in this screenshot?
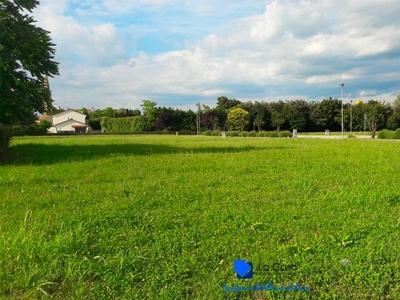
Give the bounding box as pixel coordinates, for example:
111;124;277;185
283;102;307;131
0;0;59;125
365;100;385;138
310;98;341;131
101;107;115;118
270;111;285;132
140;100;158;130
393;92;400;113
386;113;400;130
254;112;265;131
201;110;219;130
227;108;249;131
154;112;175;131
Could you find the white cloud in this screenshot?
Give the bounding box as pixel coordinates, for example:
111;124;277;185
34;0;400;109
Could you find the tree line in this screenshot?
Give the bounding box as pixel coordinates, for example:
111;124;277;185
80;95;400;136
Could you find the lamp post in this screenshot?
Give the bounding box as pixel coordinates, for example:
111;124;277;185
364;113;367;138
350;100;353;134
340;83;345;138
196;102;201;135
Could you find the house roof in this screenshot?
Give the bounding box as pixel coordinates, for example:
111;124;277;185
51;119;87;127
52;109;87;118
37;115;52;122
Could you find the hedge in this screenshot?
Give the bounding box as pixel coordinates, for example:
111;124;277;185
100;116;146;133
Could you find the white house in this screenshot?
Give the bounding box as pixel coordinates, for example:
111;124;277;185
48;110;89;133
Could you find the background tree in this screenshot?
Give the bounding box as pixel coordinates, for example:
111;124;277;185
393;92;400;113
270;110;286;131
201;110;219;130
283;101;307;131
140;100;158;130
386;113;400;130
310;98;341;131
227;108;249;131
365;100;385;138
215;96;241;129
154;112;175;131
0;0;59;124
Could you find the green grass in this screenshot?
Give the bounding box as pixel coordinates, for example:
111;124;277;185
1;135;400;299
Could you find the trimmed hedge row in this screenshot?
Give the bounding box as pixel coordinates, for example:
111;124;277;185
100;116;146;133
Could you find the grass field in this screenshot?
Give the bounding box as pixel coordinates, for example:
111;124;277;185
1;135;399;299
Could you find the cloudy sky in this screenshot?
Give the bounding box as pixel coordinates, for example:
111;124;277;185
35;0;400;111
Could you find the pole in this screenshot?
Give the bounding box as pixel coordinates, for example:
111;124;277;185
196;102;201;135
340;83;345;138
364;113;366;138
350;100;353;134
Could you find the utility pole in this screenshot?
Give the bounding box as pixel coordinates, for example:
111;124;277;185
196;102;201;135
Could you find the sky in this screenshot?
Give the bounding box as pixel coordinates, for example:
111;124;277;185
34;0;400;111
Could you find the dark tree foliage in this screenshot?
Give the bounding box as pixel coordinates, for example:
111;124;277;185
201;110;219;130
0;0;59;125
154;112;175;131
310;98;341;131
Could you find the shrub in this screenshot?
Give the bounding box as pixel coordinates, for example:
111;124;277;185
377;130;395;139
202;130;212;136
347;134;357;138
227;131;239;137
239;131;248;137
267;131;279;138
211;131;221;136
12;123;49;136
257;131;266;137
279;131;292;138
248;131;257;137
394;128;400;139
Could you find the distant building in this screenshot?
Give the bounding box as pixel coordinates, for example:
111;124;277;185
36;114;53;124
48;109;88;133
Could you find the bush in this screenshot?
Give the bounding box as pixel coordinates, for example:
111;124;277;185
227;131;239;137
377;130;395;139
267;131;279;138
257;131;266;137
211;131;221;136
202;130;212;136
12;125;27;136
248;130;257;137
0;124;12;164
279;131;292;138
394;128;400;139
239;131;248;137
12;123;49;136
347;134;357;138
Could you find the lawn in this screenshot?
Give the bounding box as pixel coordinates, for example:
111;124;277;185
0;135;399;299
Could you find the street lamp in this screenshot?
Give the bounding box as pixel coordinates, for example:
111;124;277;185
350;100;353;134
340;83;345;138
